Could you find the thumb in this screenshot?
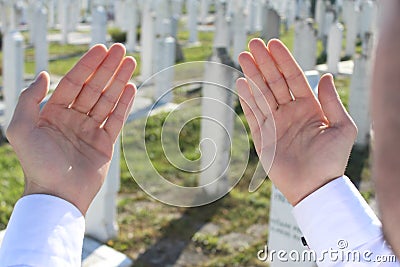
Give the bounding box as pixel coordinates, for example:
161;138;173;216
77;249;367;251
318;73;354;127
7;72;49;138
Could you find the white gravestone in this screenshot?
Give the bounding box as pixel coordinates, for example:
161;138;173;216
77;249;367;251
267;73;319;267
200;0;210;24
34;3;49;74
85;138;121;242
90;5;107;47
3;31;24;128
126;0;139;52
114;0;127;31
187;0;199;44
246;0;258;33
213;1;230;49
345;6;359;57
263;8;281;42
140;0;156;80
199;49;235;196
154;35;176;104
171;0;183;17
315;0;326;38
293;19;317;71
349;34;374;147
232;0;247;66
284;0;296;30
59;0;71;45
359;0;377;43
260;1;270;40
321;9;334;50
342;0;353;25
26;0;36;45
326;22;343;75
48;0;56;28
0;1;16;35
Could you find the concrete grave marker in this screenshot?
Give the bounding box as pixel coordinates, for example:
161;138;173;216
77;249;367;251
262;8;281;42
345;6;359;57
199;48;236;196
200;0;210;24
315;0;326;38
90;5;107;47
34;3;49;74
85;138;121;242
293;19;317;71
3;31;25;128
232;0;247;65
213;1;230;49
126;0;139;52
349;34;374;147
187;0;199;44
327;22;343;75
140;0;156;80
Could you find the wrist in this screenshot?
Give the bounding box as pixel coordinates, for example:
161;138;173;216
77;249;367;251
23;180;86;216
288;175;343;206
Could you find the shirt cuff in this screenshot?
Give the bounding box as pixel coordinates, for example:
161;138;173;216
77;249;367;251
0;194;85;267
292;176;382;258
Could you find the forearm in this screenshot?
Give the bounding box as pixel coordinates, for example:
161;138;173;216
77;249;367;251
293;176;398;266
371;0;400;256
0;195;85;267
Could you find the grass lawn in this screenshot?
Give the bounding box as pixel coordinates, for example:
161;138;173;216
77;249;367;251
0;24;370;266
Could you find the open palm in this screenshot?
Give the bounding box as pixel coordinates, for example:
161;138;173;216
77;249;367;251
237;39;357;205
6;44;136;214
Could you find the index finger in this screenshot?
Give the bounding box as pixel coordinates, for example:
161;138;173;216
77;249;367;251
267;39;314;99
47;44;108;107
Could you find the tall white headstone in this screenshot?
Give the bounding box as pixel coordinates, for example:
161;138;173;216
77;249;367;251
262;8;281;42
326;22;343;75
3;31;25;128
322;9;335;41
345;7;359;57
315;0;326;38
126;0;139;52
90;5;107;47
187;0;199;44
342;0;353;25
34;3;49;74
213;1;230;49
246;0;258;33
48;0;56;28
114;0;127;31
232;0;247;65
199;49;235;196
349;34;374;147
154;36;176;103
59;0;71;44
85;138;121;242
293;19;317;71
171;0;183;17
140;0;156;80
359;0;376;42
200;0;210;24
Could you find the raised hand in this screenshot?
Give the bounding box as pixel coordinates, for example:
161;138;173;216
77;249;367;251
237;38;357;205
6;44;136;215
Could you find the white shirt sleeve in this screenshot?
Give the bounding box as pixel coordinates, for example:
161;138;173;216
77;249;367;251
0;194;85;267
292;176;399;266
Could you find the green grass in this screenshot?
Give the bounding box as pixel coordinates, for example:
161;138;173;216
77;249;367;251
0;144;24;230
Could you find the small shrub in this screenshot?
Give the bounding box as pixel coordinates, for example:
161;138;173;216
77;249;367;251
108;27;127;43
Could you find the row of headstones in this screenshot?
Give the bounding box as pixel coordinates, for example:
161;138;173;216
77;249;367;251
294;0;378;72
